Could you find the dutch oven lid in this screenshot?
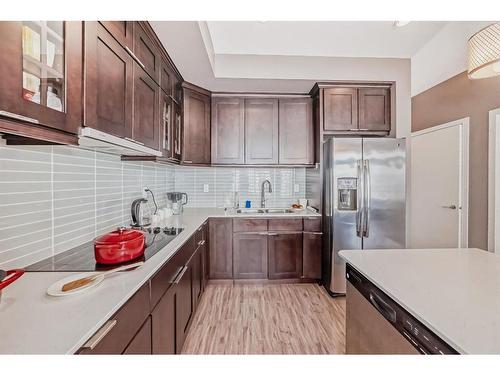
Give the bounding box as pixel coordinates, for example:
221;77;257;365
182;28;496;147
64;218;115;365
95;227;144;245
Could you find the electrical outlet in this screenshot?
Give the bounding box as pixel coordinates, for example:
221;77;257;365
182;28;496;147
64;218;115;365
294;184;300;193
203;184;209;193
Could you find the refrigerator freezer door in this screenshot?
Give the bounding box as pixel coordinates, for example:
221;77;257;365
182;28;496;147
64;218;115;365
362;138;406;249
328;138;362;294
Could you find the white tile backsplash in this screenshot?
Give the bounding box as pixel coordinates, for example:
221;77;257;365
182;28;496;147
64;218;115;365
0;144;307;268
0;145;175;268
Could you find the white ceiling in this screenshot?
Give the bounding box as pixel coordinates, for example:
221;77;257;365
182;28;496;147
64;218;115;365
205;21;447;58
150;21;444;94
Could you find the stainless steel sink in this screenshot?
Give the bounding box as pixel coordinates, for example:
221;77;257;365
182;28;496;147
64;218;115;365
235;208;296;214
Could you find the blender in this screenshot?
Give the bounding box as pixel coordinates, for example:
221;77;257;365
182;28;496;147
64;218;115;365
166;192;188;215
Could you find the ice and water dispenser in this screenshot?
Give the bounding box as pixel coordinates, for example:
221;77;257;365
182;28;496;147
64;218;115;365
337;177;357;211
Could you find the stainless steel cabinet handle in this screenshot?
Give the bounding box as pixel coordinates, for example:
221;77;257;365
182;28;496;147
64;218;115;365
125;46;146;69
183;160;193;164
304;232;323;235
124;137;145;146
267;233;279;236
441;205;457;210
258;232;269;235
172;266;188;285
82;319;117;350
0;110;39;124
198;240;205;246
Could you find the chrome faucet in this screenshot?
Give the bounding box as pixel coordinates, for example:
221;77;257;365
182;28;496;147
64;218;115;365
260;179;272;208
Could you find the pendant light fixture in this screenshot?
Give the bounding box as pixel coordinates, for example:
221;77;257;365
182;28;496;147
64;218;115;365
468;22;500;79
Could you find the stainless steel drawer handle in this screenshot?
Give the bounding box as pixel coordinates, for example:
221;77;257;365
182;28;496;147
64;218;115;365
267;233;279;236
258;232;269;236
183;160;193;164
125;46;146;70
304;232;323;235
173;266;188;285
0;110;39;124
82;319;117;350
124;137;145;146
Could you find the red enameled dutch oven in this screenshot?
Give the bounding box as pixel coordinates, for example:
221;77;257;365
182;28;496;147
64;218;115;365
94;227;145;265
0;269;24;303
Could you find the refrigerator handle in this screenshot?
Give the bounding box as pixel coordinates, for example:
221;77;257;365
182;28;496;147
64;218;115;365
363;159;371;237
356;159;364;237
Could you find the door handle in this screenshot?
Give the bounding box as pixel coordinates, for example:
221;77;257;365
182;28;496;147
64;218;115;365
172;266;188;285
441;205;457;210
125;46;146;70
363;160;371;238
356;160;363;237
82;319;117;350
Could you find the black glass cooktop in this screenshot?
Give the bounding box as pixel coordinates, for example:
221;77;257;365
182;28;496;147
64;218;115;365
26;227;184;272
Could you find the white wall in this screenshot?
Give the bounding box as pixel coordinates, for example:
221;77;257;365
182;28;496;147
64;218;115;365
411;21;491;97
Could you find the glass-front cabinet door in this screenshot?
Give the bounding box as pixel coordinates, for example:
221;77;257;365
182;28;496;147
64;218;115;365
0;21;82;134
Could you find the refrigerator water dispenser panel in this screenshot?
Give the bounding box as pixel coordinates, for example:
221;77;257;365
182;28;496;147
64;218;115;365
338;177;358;211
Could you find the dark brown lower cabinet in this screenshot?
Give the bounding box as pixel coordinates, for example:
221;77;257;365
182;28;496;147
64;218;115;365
268;232;303;279
192;247;203;311
233;232;268;279
202;221;210;289
176;261;193;352
152;286;176;354
209;218;233;279
302;232;322;279
123;316;152;354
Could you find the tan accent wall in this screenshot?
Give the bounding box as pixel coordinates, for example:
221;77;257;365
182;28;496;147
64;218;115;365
412;71;500;249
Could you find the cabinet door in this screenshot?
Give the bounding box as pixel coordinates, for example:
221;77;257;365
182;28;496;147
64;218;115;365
323;88;358;131
99;21;133;49
133;64;160;149
160;92;173;159
176;263;193;352
172;103;182;161
84;21;133;139
123;316;152;354
191;247;203;311
151;286;176;354
211;97;245;164
233;232;268;279
78;283;150;354
183;88;211;164
245;98;279;164
268;232;303;279
160;60;173;96
202;222;210;289
209;218;233;279
0;21;82;134
279;98;314;165
358;88;390;132
133;23;160;84
302;232;322;279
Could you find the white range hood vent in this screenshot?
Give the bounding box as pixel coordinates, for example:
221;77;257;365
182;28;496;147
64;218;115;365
78;127;162;157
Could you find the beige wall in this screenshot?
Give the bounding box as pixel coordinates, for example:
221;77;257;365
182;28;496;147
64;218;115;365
412;71;500;249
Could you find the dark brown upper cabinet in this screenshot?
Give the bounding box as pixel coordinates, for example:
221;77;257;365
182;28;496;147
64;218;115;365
268;232;303;280
133;64;160;149
84;21;133;140
160;60;173;96
0;21;82;139
244;98;279;164
99;21;134;50
323;86;391;133
182;83;211;165
211;97;245;165
233;232;268;279
133;23;161;84
323;88;358;131
279;98;314;165
358;88;390;132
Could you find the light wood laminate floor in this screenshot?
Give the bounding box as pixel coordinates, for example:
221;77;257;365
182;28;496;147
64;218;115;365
182;283;346;354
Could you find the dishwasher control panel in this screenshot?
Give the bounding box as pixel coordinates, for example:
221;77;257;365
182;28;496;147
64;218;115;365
346;264;458;354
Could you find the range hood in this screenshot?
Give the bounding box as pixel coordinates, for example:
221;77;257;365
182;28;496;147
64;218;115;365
78;127;162;157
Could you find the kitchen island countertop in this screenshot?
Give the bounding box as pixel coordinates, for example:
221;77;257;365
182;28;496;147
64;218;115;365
0;207;319;354
340;248;500;354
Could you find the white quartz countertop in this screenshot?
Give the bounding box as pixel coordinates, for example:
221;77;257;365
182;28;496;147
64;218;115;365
0;207;319;354
339;248;500;354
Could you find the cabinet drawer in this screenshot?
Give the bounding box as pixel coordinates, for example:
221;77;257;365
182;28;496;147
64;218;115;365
123;316;152;354
268;219;302;231
233;218;268;232
303;217;321;232
79;283;150;354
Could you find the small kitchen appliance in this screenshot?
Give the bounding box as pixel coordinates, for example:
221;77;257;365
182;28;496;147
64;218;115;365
0;269;24;303
131;198;152;227
94;227;145;265
166;192;188;215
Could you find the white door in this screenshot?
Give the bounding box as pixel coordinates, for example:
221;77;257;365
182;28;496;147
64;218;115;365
410;119;469;248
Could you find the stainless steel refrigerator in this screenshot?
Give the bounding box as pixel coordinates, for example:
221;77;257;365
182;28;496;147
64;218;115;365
323;137;406;295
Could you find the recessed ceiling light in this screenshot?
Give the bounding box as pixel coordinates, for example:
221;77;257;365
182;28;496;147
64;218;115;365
393;21;411;27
